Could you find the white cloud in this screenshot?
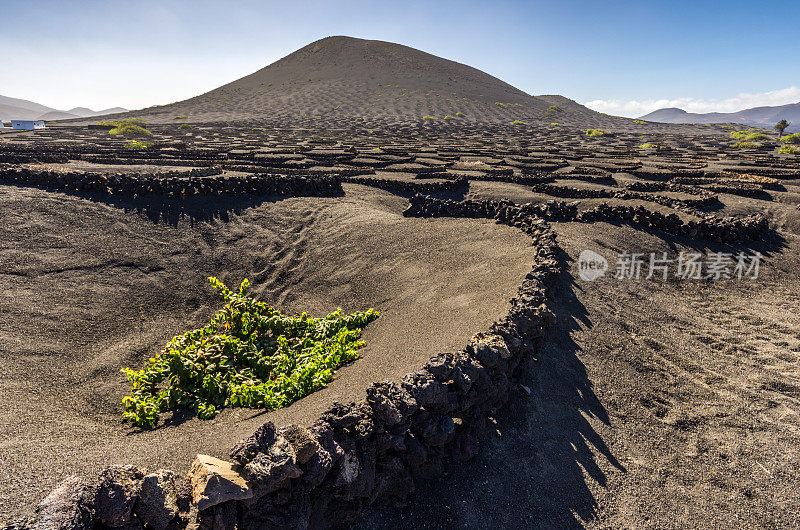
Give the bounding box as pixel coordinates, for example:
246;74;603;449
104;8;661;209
584;86;800;118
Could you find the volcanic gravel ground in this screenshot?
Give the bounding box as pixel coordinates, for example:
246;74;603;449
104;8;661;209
2;119;800;526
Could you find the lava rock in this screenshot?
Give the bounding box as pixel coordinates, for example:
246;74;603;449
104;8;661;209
134;470;180;530
468;332;511;369
277;425;319;465
31;475;97;530
95;465;145;528
401;370;449;413
318;402;363;431
230;421;277;465
243;446;302;494
366;382;418;427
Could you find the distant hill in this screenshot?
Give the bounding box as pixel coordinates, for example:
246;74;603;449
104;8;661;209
120;36;617;126
640;102;800;131
38;111;81;121
0;95;55;121
68;106;129;117
0;95;127;121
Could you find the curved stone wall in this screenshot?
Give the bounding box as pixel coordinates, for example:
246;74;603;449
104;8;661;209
3;194;564;530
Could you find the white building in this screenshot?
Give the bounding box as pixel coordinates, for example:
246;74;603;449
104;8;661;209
11;120;45;130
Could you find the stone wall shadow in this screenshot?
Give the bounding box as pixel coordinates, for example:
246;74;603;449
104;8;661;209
9;183;343;226
356;266;622;529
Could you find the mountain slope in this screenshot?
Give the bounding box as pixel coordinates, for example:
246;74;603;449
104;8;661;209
0;95;55;116
640;102;800;130
127;36;614;126
0;95;127;121
0;95;57;121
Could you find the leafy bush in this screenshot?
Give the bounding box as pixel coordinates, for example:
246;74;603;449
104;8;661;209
495;102;506;107
512;120;527;125
110;124;152;138
733;141;760;149
633;119;647;125
546;106;563;113
173;115;188;120
730;130;769;141
105;118;152;138
179;124;194;130
444;115;456;120
422;115;436;120
639;143;663;149
586;129;607;137
124;140;153;150
780;133;800;144
121;278;379;427
455;112;464;117
778;144;800;154
550;122;561;126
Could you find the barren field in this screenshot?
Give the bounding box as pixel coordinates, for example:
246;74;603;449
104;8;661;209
2;116;800;528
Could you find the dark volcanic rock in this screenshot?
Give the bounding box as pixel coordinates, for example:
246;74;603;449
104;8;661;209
243;448;302;495
230;421;278;465
31;475;96;530
401;370;449;413
95;465;145;528
277;425;319;465
365;382;418;427
134;470;180;530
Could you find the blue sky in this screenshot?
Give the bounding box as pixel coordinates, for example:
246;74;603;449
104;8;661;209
1;0;798;116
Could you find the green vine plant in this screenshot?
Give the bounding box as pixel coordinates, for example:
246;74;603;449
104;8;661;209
122;277;379;427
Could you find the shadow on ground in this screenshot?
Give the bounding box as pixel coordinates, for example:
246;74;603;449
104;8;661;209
2;182;345;226
356;268;624;529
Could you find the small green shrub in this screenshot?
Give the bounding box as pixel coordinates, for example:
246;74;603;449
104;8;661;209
178;124;194;130
729;130;766;140
444;115;456;120
546;105;563;113
121;277;379;427
124;140;153;150
173;115;188;120
780;133;800;144
733;141;760;149
586;128;607;137
639;143;663;149
512;120;527;125
422;115;435;120
778;144;800;154
110;124;152;138
744;132;769;141
495;102;506;107
550;122;561;126
633;119;647;125
455;112;464;117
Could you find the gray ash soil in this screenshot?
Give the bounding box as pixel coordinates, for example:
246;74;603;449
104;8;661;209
2;116;800;527
0;183;536;519
358;222;800;529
